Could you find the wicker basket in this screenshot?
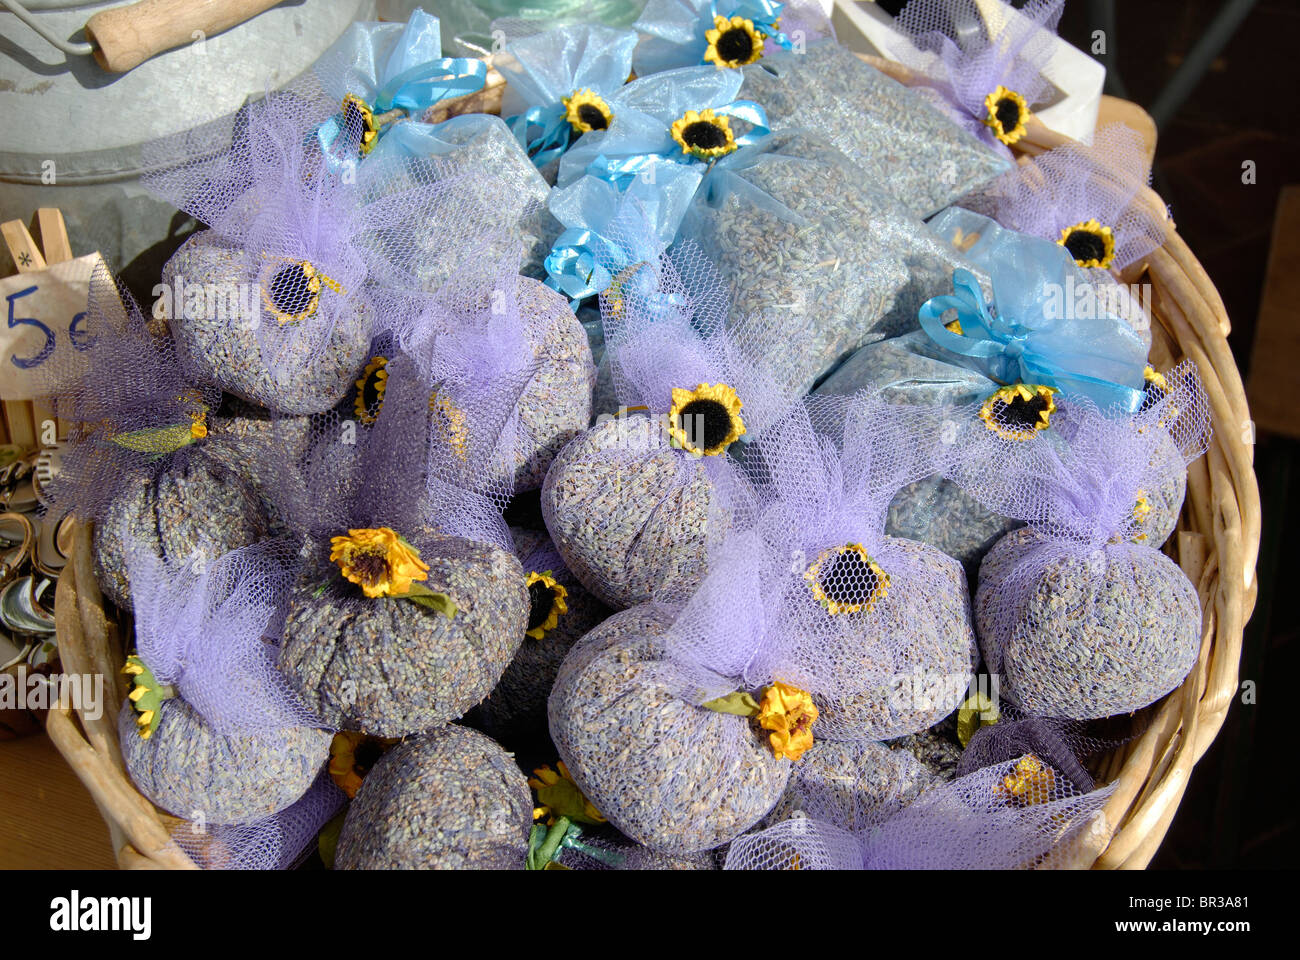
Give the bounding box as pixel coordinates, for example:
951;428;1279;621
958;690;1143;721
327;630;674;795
46;57;1260;870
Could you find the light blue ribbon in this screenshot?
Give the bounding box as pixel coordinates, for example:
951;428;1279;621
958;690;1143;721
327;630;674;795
918;269;1146;414
315;56;487;167
586;99;771;189
545;227;618;304
506;102;572;170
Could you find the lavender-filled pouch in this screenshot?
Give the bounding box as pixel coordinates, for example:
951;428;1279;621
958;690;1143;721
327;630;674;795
541;226;799;610
38;269;272;609
631;0;833;76
818;210;1152;572
547;604;792;855
385;252;596;492
946;361;1211;719
336;725;533;869
117;538;331;827
142;92;427;416
495;23;638;180
977;122;1170;273
309;10;558;287
738;42;1011;218
271;338;533;738
663;393;976;742
725;753;1115;869
887;0;1064;156
474;527;611;755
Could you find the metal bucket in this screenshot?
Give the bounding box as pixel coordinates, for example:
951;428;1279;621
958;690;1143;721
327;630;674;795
0;0;373;301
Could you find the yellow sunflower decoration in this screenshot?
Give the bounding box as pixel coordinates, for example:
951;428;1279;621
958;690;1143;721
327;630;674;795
330;527;430;598
1057;218;1117;269
979;383;1057;442
327;731;398;798
756;681;818;762
525;571;569;640
562;88;614;134
667;382;746;456
703;15;765;69
804;543;891;616
983;85;1029;145
670;108;738;161
996;754;1057;807
354;356;388;425
530;762;606;826
429;389;470;460
342;93;381;156
259;257;344;326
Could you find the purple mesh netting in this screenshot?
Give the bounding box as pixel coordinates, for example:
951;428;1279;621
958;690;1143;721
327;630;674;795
384;242;595;498
170;774;347;870
943;360;1211;718
725;754;1115;870
661;392;976;740
124;535;323;735
981;123;1169;271
888;0;1065;152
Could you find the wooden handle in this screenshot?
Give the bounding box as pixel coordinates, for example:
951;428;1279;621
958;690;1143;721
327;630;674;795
85;0;282;73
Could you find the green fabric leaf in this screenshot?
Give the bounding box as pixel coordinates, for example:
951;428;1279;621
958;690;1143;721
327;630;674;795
401;584;457;619
957;692;1000;747
701;691;761;717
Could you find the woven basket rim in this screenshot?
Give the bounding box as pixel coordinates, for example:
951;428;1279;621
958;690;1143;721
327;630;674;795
45;54;1260;870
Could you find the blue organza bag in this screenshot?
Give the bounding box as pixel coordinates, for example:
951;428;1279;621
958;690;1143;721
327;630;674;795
495;23;639;181
631;0;832;76
817;208;1152;573
311;9;559;286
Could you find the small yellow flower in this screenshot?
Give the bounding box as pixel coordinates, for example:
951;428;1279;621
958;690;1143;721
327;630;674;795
670;109;737;161
328;731;397;798
259;257;344;326
429;389;470;461
756;681;818;762
329;527;430;598
525;571;569;640
529;762;606;826
1057;218;1117;269
1138;365;1171;417
666;383;746;456
1131;490;1152;541
354;356;388;425
804;543;890;616
188;418;208;440
703;15;765;69
983;85;1029;145
979;383;1057;442
562;88;614;134
996;754;1057;807
342;93;381;156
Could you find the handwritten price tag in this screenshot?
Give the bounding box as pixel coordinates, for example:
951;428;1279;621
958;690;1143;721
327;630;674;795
0;252;106;400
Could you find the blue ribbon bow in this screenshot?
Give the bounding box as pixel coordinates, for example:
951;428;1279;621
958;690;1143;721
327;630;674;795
918;269;1147;414
506;102;573;170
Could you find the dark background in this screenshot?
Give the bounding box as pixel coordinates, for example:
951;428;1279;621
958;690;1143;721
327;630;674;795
879;0;1299;868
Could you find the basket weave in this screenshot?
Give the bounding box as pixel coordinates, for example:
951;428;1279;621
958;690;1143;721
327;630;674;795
47;57;1259;870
